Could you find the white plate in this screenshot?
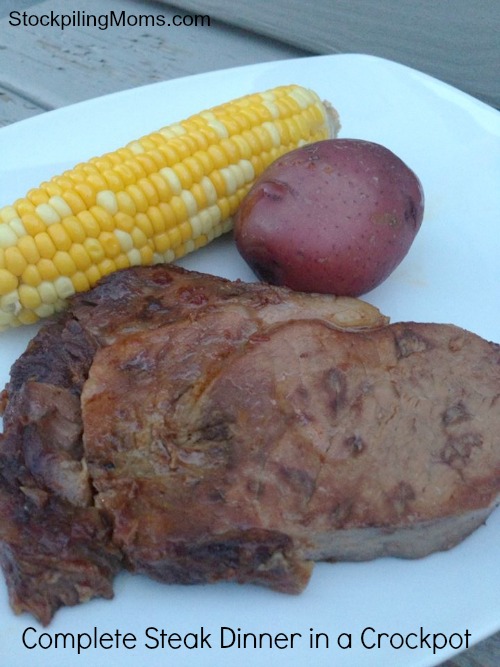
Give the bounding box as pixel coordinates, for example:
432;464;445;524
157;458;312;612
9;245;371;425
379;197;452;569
0;54;499;667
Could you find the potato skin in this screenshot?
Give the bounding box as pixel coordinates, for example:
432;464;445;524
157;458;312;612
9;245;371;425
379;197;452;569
234;139;424;296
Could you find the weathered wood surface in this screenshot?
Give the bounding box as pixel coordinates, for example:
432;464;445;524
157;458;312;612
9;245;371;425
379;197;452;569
162;0;500;109
0;1;498;665
0;0;306;127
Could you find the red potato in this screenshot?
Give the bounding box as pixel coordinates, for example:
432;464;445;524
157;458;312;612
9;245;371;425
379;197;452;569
234;139;424;296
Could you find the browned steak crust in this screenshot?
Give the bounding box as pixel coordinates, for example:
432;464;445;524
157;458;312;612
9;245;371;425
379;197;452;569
1;265;498;625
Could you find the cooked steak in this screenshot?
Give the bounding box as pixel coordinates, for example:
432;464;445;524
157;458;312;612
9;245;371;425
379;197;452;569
0;265;498;625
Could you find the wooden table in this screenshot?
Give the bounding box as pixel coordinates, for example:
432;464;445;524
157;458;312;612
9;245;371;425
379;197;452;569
0;1;498;665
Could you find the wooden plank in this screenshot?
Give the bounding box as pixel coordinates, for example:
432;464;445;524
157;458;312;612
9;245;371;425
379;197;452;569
0;0;306;127
162;0;500;108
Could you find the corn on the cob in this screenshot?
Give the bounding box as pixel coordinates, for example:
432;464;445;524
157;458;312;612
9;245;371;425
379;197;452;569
0;84;340;330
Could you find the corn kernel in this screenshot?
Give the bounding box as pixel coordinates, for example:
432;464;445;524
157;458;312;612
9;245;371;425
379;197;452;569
35;232;56;259
1;290;21;314
17;308;39;325
178;220;193;242
126;183;150;212
207;145;228;169
95;190;118;216
27;188;49;206
62;217;86;243
48;195;73;218
159;167;182;195
102;169;124;191
4;247;28;276
116;191;137;216
114;254;130;270
37;258;59;281
99;231;121;258
154;144;177;167
157;203;177;230
85;265;102;286
153;232;171;253
77;210;101;238
38;281;58;304
168;137;192;161
90;205;115;232
21;264;42;287
135;153;160;174
0;269;18;295
114;163;138;187
54;276;75;299
209;171;226;198
34;303;56;319
167;227;182;249
62;190;87;214
180;191;198;217
173;163;193;190
18;284;41;309
115;212;135;233
69;244;92;270
130;227;148;249
71;271;91;293
21;213;45;236
114;229;133;252
53;250;77;276
190;182;208;210
47;222;72;251
135;213;154;240
0;206;18;223
127;248;142;266
97;258;117;277
146;206;165;234
74;182;96;208
35;203;60;226
139;245;154;265
0;224;18;249
170;196;187;224
83;238;105;263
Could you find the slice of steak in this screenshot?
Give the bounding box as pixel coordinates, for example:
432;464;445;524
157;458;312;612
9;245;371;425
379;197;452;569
1;265;498;625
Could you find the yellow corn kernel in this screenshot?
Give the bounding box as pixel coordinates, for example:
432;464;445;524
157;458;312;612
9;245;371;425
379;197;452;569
99;231;121;258
18;284;42;310
21;264;42;287
71;271;91;293
77;210;101;238
37;258;59;281
62;190;87;215
69;244;92;271
47;223;72;251
4;247;28;276
21;213;46;236
116;191;137;217
17;308;39;325
53;251;77;277
27;188;49;206
153;232;171;254
83;238;105;263
35;232;56;259
97;258;117;278
62;216;87;243
90;205;115;231
85;265;102;285
0;269;18;295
